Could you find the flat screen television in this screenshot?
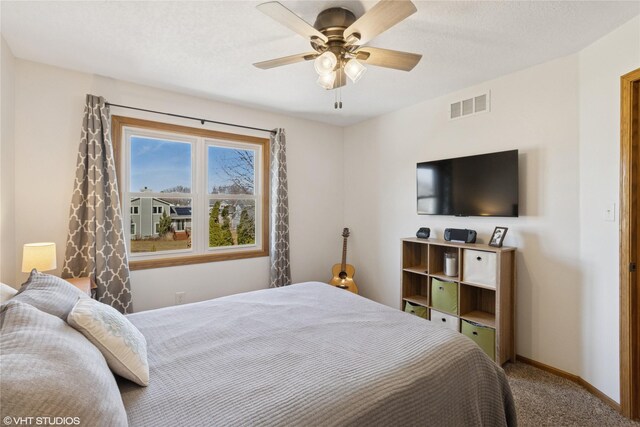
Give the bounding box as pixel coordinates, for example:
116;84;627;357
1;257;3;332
417;149;519;217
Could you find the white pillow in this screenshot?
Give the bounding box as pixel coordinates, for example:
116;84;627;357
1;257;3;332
67;298;149;386
0;282;18;303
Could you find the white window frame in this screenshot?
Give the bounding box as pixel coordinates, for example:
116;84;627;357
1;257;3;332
131;206;139;214
114;116;269;269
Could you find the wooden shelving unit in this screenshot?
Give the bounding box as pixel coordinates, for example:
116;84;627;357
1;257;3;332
401;237;516;365
402;266;429;276
403;295;429;307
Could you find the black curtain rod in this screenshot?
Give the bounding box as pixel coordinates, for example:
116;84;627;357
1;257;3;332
105;102;276;135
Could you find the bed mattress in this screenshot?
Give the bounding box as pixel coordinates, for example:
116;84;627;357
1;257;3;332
119;282;516;426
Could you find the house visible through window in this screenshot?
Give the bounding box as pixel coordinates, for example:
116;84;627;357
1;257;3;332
112;116;270;269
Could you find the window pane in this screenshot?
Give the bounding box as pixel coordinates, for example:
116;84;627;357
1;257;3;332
208;199;256;248
130;197;192;253
130;136;191;193
208;146;255;195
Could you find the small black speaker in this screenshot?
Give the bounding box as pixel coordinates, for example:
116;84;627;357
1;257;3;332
416;227;430;239
444;228;477;243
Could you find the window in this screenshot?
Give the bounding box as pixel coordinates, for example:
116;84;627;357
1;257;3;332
113;116;270;270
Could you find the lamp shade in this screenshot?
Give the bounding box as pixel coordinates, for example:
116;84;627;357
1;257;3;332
22;242;57;272
314;51;337;75
317;71;336;90
344;58;366;83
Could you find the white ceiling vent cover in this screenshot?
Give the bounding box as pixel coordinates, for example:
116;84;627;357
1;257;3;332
450;91;491;120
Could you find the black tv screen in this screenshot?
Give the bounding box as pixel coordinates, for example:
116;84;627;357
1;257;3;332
417;149;519;217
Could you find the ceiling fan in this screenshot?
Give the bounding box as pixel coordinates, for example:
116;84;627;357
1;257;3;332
253;0;422;108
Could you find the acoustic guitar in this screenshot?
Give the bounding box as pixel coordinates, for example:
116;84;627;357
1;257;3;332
329;228;358;294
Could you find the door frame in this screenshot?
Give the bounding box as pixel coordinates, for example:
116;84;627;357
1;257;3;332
620;67;640;419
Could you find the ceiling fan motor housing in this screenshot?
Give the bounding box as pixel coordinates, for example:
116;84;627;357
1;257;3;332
313;7;356;35
311;8;360;70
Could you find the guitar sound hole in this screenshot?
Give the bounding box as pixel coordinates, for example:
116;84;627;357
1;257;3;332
339;272;347;279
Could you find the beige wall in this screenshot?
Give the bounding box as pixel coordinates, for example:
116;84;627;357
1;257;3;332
578;15;640;402
1;36;16;286
343;53;582;375
12;60;345;311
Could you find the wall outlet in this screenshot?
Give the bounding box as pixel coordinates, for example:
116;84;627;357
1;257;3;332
175;291;186;305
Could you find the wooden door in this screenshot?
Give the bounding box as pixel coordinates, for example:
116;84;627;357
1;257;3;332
621;68;640;420
635;78;640;421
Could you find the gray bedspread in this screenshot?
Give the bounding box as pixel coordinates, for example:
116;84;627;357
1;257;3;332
120;282;516;427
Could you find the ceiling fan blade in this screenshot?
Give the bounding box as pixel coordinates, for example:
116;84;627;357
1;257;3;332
253;52;318;69
344;0;417;46
355;47;422;71
257;2;328;43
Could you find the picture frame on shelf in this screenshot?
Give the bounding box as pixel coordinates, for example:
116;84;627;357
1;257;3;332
489;227;508;247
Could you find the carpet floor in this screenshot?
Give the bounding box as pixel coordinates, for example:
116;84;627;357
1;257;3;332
505;362;639;426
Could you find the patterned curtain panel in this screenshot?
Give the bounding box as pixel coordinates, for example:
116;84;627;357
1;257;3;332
269;129;292;288
61;94;132;313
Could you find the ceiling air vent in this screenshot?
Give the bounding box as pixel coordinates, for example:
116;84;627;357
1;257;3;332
450;102;462;119
474;94;487;112
450;91;491;120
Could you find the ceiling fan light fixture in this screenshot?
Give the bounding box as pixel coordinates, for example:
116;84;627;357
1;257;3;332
314;51;337;75
344;58;366;83
317;71;336;89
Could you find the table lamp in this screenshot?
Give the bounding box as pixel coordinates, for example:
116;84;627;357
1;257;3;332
22;242;57;272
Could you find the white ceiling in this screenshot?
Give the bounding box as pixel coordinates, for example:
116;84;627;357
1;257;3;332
1;1;638;126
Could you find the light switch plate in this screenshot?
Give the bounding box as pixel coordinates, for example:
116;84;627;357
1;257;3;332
604;203;616;222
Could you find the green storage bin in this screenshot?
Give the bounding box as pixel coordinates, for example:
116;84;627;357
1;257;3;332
461;320;495;360
404;301;427;319
431;279;458;315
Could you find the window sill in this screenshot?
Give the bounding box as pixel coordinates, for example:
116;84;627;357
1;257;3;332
129;248;269;270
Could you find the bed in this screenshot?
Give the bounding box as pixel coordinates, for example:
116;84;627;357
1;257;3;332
119;282;516;426
1;276;516;427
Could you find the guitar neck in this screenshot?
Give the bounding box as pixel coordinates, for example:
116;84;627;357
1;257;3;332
341;237;348;271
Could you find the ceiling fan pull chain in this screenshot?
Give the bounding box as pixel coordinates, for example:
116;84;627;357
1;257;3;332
339;78;343;109
337;69;343;109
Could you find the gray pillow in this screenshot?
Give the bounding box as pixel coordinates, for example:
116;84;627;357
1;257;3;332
0;300;128;426
13;269;88;319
